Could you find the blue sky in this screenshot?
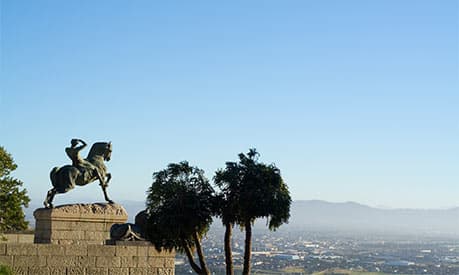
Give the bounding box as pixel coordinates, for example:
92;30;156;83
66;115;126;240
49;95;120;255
1;0;458;209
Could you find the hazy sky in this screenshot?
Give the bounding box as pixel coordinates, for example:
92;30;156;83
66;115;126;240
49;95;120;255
1;1;458;209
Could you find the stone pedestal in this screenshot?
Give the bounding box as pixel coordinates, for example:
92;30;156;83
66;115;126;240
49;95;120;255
33;203;128;245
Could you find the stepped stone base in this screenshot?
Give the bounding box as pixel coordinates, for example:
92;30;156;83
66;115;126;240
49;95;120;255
33;203;128;245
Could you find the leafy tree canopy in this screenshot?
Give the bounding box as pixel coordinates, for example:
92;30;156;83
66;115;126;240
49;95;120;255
0;146;30;233
215;149;291;230
145;161;215;252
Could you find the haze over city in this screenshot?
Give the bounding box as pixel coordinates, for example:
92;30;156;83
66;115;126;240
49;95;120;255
1;0;458;211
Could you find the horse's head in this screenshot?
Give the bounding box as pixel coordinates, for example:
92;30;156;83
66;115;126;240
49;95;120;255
105;142;112;161
87;142;113;161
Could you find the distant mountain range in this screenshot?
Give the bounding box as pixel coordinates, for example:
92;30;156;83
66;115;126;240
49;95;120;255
283;200;459;237
25;199;459;238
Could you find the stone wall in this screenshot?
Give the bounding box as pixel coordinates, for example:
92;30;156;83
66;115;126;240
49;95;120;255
0;243;175;275
0;234;34;244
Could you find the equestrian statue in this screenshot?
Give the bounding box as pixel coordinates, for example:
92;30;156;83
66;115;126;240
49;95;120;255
43;138;114;208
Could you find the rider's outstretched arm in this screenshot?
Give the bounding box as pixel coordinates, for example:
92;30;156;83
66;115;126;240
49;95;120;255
75;139;87;151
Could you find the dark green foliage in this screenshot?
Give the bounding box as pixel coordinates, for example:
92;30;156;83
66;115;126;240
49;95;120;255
0;264;14;275
145;161;214;275
215;149;291;229
0;146;30;233
145;151;290;275
215;149;291;275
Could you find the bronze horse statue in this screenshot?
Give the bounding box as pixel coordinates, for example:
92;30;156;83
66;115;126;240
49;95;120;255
44;141;114;208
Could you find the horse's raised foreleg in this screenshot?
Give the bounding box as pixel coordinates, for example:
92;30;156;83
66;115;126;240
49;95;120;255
44;188;57;208
105;173;111;185
101;185;114;204
95;170;114;204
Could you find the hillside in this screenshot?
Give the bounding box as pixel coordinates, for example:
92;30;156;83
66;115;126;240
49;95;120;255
283;200;459;236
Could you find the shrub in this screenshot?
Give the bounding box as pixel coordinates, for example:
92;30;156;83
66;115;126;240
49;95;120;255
0;264;14;275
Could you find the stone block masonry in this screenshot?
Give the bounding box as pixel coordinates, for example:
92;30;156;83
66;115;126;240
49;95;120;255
1;203;175;274
0;243;175;275
34;203;128;245
0;234;34;244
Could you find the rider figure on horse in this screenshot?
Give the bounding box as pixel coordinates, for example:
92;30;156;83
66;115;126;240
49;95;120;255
66;139;99;183
44;139;113;208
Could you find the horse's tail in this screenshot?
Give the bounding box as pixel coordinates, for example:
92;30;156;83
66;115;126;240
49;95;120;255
50;167;60;188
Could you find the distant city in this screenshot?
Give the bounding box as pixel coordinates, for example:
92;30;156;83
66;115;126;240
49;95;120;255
176;228;459;274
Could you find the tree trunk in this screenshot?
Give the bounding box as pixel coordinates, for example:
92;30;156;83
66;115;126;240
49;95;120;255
224;222;234;275
242;220;252;275
193;232;210;275
183;241;203;274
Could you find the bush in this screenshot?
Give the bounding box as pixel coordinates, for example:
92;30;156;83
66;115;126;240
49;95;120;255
0;264;13;275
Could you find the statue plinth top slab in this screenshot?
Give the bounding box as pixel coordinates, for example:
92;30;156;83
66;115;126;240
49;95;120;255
34;203;128;222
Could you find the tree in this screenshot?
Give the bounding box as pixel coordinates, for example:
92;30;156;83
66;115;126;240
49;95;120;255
0;146;30;233
214;162;241;275
215;149;291;275
145;161;214;275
